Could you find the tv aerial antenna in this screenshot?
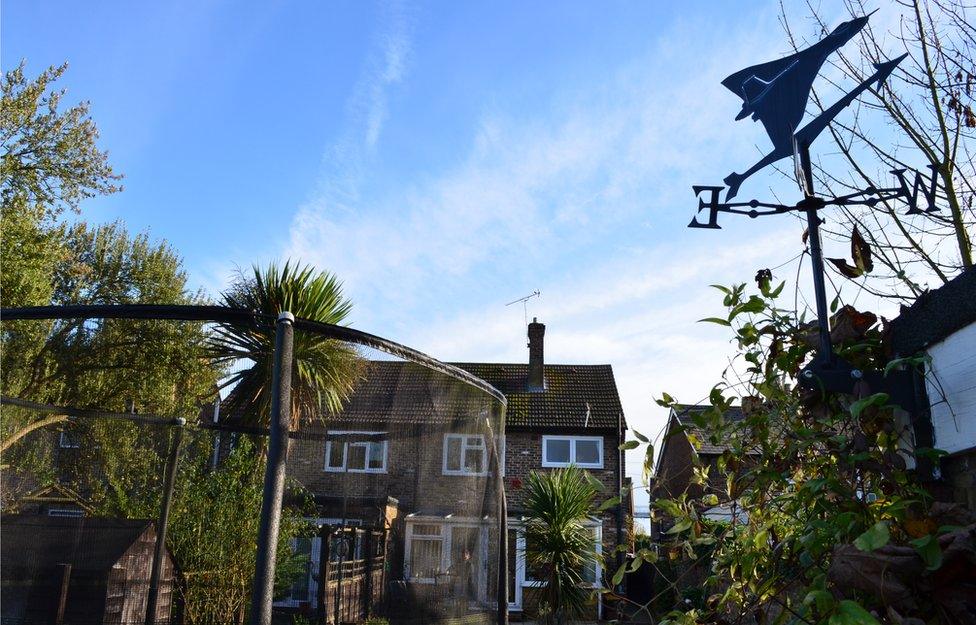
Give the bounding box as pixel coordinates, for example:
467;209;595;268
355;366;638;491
506;290;541;326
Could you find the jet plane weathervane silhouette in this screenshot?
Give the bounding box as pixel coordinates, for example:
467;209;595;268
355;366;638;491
720;11;899;199
686;9;942;411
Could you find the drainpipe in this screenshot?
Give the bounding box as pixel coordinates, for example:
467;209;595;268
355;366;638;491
615;412;626;601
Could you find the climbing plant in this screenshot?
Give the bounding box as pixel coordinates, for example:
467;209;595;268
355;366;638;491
621;271;972;624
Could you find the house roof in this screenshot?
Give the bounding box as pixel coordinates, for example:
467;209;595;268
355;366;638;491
889;267;976;356
670;404;747;455
315;360;624;430
453;362;624;430
0;516;158;574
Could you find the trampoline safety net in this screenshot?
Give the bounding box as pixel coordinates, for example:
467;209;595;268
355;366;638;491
0;311;507;625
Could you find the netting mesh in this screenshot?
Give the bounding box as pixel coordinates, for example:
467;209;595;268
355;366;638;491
0;313;506;625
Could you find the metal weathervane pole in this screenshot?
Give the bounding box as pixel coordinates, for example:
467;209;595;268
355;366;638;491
796;140;833;365
688;10;940;408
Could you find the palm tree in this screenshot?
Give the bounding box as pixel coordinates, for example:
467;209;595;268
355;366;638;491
210;261;363;428
523;465;601;625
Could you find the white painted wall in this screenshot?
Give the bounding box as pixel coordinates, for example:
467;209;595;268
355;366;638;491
925;321;976;455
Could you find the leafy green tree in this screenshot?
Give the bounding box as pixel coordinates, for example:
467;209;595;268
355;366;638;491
523;466;602;625
167;435;311;625
1;62;121;218
1;221;220;511
2;61;121;308
0;63;216;491
211;261;363;428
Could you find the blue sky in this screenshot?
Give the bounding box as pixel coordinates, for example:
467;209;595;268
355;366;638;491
5;1;903;507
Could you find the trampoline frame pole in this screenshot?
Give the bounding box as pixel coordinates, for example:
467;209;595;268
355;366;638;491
145;417;185;625
250;311;295;625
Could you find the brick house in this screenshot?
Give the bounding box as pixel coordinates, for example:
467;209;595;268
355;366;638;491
650;404;750;536
281;319;630;617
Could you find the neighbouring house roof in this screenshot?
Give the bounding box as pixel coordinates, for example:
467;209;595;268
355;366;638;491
669;404;747;456
889;267;976;356
0;516;159;574
313;360;624;431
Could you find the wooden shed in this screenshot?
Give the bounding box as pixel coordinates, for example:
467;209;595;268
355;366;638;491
1;515;177;624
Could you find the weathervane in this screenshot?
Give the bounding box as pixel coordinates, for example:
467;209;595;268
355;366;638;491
689;12;941;406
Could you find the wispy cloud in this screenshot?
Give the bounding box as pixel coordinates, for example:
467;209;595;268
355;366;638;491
284;4;824;504
288;11;788;322
360;0;412;149
311;0;413;212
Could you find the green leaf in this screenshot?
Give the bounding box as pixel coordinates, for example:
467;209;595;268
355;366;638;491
769;281;785;298
642;444;655;483
910;534;943;570
829;600;881;625
597;496;621;512
728;295;766;321
637;548;658;563
853;522;890;552
611;561;627;586
631;430;649;443
654;499;683;517
699;317;732;326
666;518;693;534
655;392;676;408
883;353;930;376
830;292;842;313
619;440;640;451
803;589;834;615
849;393;889;419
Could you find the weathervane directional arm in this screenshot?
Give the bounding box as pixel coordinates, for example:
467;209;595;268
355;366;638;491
793;55;907;151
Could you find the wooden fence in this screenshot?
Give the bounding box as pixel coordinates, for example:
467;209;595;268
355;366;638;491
316;526;387;625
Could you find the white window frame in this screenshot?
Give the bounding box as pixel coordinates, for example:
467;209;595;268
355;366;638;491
47;508;84;517
404;521;444;583
404;517;487;602
541;435;604;468
442;434;488;476
324;431;388;474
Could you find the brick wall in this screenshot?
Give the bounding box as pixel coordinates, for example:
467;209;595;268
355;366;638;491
287;427;629;556
287;423;498;519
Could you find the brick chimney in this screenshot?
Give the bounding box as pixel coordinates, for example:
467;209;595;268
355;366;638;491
527;318;545;391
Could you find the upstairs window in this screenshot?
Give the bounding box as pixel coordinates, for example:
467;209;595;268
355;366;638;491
542;436;603;468
443;434;487;476
325;432;387;473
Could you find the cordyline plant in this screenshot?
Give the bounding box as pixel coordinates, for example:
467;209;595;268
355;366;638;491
210;261;364;429
623;272;974;624
524;466;602;625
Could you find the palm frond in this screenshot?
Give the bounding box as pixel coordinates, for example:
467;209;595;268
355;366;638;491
210;261;364;427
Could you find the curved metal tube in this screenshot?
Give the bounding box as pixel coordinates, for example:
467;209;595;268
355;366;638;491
0;304;507;406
